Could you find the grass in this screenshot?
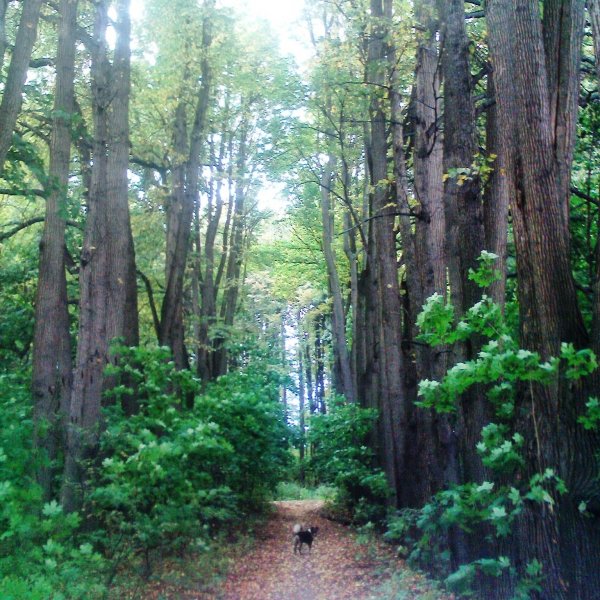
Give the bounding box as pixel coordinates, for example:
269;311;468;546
273;481;336;501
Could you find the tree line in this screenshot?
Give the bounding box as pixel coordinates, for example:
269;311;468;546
281;1;600;597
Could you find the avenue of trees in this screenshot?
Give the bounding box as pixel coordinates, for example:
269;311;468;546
1;0;600;598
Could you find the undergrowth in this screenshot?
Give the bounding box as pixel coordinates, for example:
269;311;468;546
273;481;336;501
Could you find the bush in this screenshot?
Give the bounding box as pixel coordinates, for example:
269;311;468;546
90;345;291;570
307;399;390;524
0;371;107;599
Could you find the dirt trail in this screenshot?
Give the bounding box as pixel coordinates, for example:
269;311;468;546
220;500;448;600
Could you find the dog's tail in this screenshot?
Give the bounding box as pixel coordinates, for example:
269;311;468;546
293;523;302;534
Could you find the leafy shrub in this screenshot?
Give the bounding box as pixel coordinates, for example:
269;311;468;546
90;345;291;570
393;251;599;596
307;399;390;524
274;481;336;500
0;371;107;599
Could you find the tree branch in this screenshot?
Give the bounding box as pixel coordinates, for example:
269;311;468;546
571;186;600;207
137;269;161;340
0;216;82;242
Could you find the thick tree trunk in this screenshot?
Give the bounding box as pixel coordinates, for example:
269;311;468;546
32;0;78;501
413;0;459;501
439;0;487;496
161;102;188;367
414;0;446;306
542;0;585;224
0;0;43;173
359;0;408;504
62;0;138;512
488;2;599;597
482;71;509;307
439;0;484;317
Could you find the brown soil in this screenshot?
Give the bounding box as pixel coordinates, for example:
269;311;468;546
219;500;450;600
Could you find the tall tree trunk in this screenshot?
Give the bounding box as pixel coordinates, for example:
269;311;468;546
411;0;458;502
298;322;306;470
32;0;78;501
542;0;585;224
314;314;326;414
342;210;359;398
198;117;228;382
305;340;315;414
280;312;288;418
62;0;138;512
0;0;43;173
483;71;509;307
320;157;355;402
488;2;599;597
361;0;408;504
160;1;213;369
439;0;487;495
215;119;248;376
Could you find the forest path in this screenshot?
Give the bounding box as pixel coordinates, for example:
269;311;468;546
219;500;449;600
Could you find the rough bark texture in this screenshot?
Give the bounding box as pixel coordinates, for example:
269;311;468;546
400;0;455;507
487;1;600;597
32;0;78;500
542;0;585;224
439;0;487;495
482;72;509;307
62;0;138;512
358;0;408;504
0;0;43;173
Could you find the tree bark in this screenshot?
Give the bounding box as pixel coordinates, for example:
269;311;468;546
319;157;355;403
0;0;43;173
482;71;509;307
198;116;228;382
215;118;248;376
32;0;78;501
62;0;138;512
160;1;213;370
359;0;408;504
487;1;599;596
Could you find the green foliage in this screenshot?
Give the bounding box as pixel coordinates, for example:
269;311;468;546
0;371;107;599
91;344;291;567
274;482;336;501
579;397;600;430
307;400;390;524
400;252;599;595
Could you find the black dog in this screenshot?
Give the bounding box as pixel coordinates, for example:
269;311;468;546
293;524;319;554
